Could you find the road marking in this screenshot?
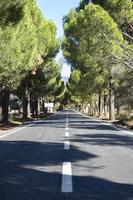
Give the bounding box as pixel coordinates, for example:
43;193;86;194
65;127;69;131
66;118;68;124
61;162;73;193
35;135;42;139
78;111;133;136
0;123;33;138
64;141;70;150
98;121;133;135
39;134;42;137
65;131;69;137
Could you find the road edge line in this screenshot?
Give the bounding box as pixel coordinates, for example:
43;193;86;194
0;123;33;138
76;111;133;135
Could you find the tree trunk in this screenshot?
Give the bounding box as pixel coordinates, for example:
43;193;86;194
22;86;31;119
94;101;98;116
38;99;41;115
89;103;93;116
127;90;131;117
98;94;103;118
2;87;10;127
35;99;38;116
43;99;45;114
22;88;28;119
103;92;108;118
81;102;84;113
87;104;91;116
109;76;115;121
31;100;35;116
116;104;120;116
27;92;31;118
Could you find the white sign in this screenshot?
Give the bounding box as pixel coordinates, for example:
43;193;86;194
45;103;54;108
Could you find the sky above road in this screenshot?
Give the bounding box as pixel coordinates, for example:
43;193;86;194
36;0;80;77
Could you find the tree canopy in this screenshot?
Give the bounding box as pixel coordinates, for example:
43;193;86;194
0;0;61;124
63;1;133;120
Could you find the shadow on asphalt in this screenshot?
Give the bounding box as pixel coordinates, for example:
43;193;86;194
71;133;133;148
0;111;133;199
30;112;133;149
31;113;118;131
0;140;97;200
0;140;132;200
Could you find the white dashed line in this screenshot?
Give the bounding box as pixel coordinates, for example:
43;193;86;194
65;131;69;137
61;162;73;193
64;141;70;150
65;127;69;131
61;113;72;192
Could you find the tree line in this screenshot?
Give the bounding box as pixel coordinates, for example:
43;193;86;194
62;0;133;121
0;0;65;126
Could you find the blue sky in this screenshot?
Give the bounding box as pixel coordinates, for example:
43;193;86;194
36;0;80;77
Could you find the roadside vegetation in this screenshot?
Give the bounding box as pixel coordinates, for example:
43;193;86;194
0;0;132;130
0;0;65;127
62;0;133;128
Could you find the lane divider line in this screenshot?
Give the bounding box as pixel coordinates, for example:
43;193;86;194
65;127;69;131
65;131;69;137
61;162;73;193
64;141;70;150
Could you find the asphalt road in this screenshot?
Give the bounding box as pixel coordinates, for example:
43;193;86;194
0;110;133;200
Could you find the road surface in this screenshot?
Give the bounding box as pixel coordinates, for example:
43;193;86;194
0;110;133;200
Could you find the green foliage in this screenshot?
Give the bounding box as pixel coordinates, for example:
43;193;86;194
0;0;60;92
0;0;25;26
78;0;133;27
63;0;133;118
63;4;123;71
0;0;61;123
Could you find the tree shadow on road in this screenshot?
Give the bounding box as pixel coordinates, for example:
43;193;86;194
31;118;119;131
0;140;132;199
71;133;133;148
0;140;97;200
71;175;133;200
0;109;133;200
